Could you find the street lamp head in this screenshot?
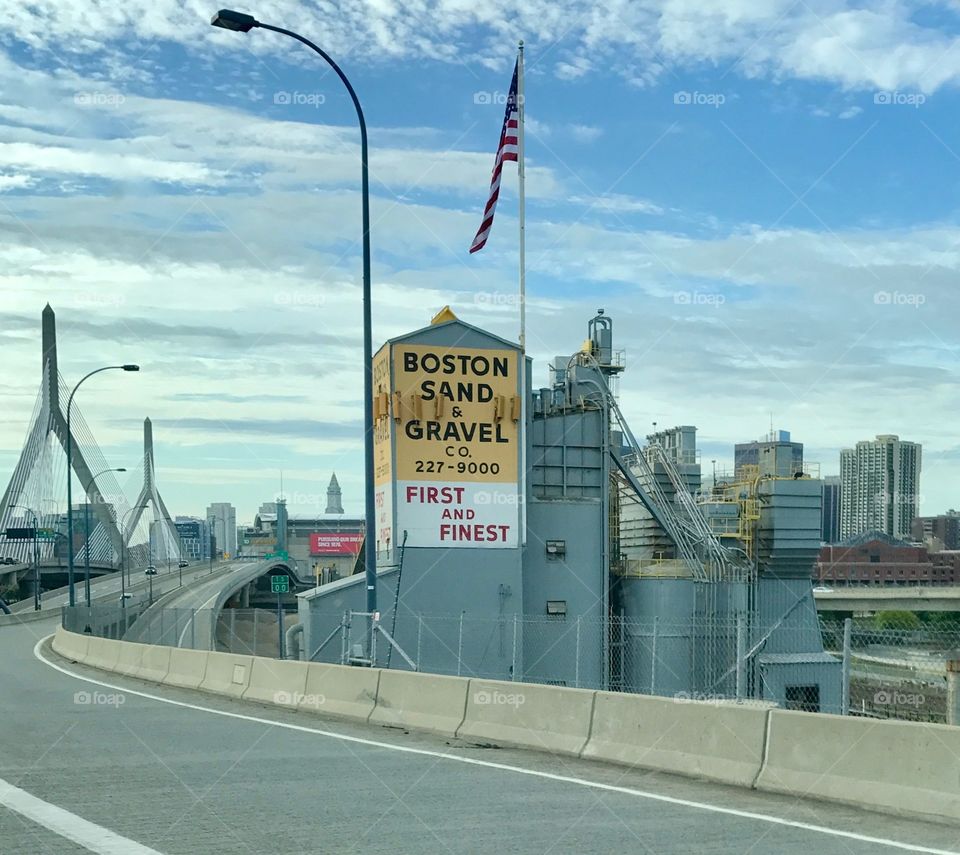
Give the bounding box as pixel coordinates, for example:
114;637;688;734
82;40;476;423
211;9;258;31
121;364;140;372
116;468;127;473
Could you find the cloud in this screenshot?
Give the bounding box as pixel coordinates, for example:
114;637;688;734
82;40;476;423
0;174;33;191
568;124;603;143
567;192;663;214
5;1;960;93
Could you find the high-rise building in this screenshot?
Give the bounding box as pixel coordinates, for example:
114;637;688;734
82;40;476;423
821;476;841;544
734;429;804;479
206;502;237;557
839;435;921;541
912;511;960;550
172;516;211;561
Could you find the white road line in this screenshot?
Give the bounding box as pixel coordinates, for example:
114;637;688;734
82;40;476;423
34;636;958;855
0;776;165;855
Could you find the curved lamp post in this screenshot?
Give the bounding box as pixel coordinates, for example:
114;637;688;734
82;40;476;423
83;467;126;607
210;9;377;616
66;364;140;606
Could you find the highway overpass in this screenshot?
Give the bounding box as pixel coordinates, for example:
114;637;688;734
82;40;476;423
814;586;960;612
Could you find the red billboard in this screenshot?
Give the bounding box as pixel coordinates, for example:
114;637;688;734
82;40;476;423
310;532;364;555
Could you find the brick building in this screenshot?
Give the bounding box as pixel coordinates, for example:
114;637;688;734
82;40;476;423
815;530;960;586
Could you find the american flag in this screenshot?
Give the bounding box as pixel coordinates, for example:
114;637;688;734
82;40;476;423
469;60;520;253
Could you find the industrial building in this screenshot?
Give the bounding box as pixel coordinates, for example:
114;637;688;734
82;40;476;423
734;429;804;479
296;309;840;713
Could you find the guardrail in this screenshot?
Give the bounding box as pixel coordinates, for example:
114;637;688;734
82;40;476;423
50;626;960;826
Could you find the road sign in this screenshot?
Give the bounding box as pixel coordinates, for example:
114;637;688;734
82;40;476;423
5;527;35;540
264;550;289;561
271;575;290;594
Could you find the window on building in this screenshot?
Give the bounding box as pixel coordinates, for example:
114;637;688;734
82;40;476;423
785;685;820;713
869;555;880;563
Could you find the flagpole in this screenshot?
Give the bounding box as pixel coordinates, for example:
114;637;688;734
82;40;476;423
517;40;527;547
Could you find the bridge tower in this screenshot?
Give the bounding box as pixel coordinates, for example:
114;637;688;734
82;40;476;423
125;418;179;553
0;304;127;559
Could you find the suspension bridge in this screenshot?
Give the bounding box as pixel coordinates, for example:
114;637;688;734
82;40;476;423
0;304;182;600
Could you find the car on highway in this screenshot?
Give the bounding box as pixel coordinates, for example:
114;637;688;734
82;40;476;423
2;556;17;565
145;565;158;576
178;560;188;568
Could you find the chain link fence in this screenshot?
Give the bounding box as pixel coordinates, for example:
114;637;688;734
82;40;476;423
63;603;960;723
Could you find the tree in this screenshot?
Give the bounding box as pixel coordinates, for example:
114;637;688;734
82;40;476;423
873;610;921;631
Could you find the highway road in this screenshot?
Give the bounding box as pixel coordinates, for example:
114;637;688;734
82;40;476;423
1;617;958;854
122;560;272;649
5;559;231;615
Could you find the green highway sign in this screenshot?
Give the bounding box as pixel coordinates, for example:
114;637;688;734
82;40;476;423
271;575;290;594
37;528;58;541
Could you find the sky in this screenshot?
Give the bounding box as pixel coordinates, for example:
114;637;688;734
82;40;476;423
1;1;960;523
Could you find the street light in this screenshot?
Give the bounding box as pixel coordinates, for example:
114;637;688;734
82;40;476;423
66;364;140;606
83;467;126;607
210;9;377;618
10;504;40;610
119;504;148;608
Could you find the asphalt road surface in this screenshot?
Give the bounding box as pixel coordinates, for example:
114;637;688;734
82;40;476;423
6;560;231;615
122;560;270;649
2;617;959;854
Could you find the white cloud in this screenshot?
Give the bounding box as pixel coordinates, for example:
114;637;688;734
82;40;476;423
567;192;663;214
6;1;960;93
0;174;32;191
568;123;603;143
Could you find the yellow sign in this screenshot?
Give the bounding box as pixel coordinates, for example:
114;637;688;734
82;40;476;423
373;343;392;486
393;345;518;482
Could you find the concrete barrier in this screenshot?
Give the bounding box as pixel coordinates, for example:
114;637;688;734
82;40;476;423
370;670;469;736
297;662;380;722
162;647;209;690
134;644;171;684
113;640;147;677
41;627;960;825
197;651;253;698
242;657;309;708
458;679;595;756
52;627;89;662
582;692;770;787
756;709;960;822
83;636;121;672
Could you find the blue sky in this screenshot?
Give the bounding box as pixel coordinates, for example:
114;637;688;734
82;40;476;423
1;1;960;524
